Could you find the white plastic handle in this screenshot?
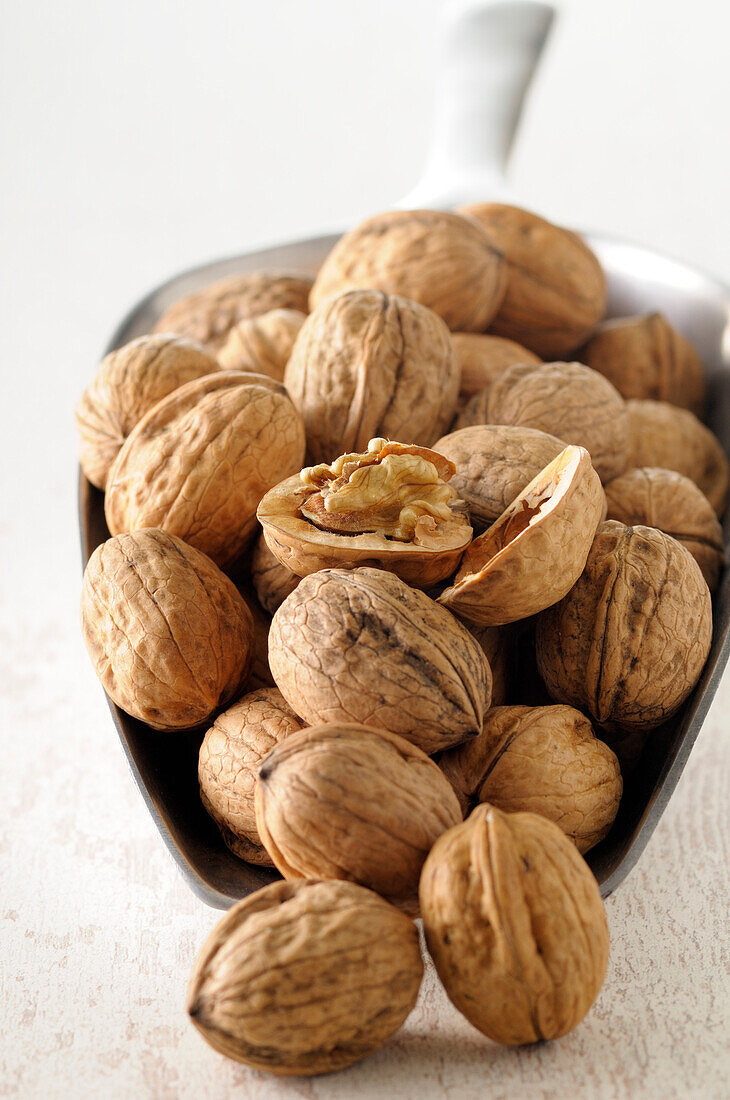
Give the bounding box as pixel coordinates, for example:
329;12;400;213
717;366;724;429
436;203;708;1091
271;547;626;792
397;0;555;210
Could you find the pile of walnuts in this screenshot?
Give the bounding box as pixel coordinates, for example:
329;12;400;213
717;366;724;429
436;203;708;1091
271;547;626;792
78;204;726;1077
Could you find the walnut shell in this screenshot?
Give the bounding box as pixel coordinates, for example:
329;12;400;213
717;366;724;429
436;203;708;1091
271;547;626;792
152;273;312;353
439;446;605;626
198;687;305;865
218;308;306;381
605;466;724;591
284;289;459;463
104;371;306;568
453;389;491;431
626;399;729;515
487;361;629;483
187;879;423;1075
76;334;219;489
419;805;609;1045
438;705;622;853
254;724;462;912
250;532;300;614
458;202;607;356
239;584;276;690
81;529;253;730
452;333;541;399
536;520;712;735
580;313;705;415
268;567;492;755
435;424;566;530
464;624;514;706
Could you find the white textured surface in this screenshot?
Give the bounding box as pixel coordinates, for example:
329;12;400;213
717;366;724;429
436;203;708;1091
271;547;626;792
2;0;729;1096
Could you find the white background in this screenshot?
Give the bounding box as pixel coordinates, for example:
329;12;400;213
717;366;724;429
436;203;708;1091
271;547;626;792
1;1;729;1097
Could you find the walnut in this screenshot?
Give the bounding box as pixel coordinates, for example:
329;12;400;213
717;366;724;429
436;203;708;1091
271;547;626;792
250;532;299;614
536;520;712;738
81;529;253;730
309;209;506;331
435;424;566;531
453;389;491;431
268;567;492;755
419;805;610;1045
104;371;306;568
580;313;705;415
284;289;459;463
254;724;462;912
76;334;218;489
438;705;622;853
257;438;472;588
439;446;605;626
452;333;541;399
487;361;629;483
218;308;306;381
187;879;423;1075
198;687;305;865
464;624;514;706
626;399;729;515
458;202;607;356
152;272;312;353
605;466;724;591
238;584;276;690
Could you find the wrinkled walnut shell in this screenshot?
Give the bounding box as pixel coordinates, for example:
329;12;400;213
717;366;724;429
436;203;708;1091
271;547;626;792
419;805;610;1045
438;705;622;853
250;532;300;614
452;333;541;399
269;567;492;755
218;308;306;381
464;624;514;706
459;202;607;356
187;879;423;1076
237;583;276;690
453;389;491;431
536;520;713;735
310;209;506;332
254;724;462;912
81;529;253;730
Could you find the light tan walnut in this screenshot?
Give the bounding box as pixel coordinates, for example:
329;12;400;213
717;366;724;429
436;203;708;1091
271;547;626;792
452;333;541;399
458;202;607;356
254;724;462;913
605;466;724;591
580;313;705;415
187;879;423;1076
309;209;506;331
626;399;729;516
152;272;312;353
81;529;253;730
268;567;492;755
218;308;306;381
419;805;610;1045
198;687;305;866
76;334;218;489
250;533;300;614
284;289;459;462
536;520;712;737
438;705;622;852
439;446;605;626
453;389;491;431
487;361;629;483
104;371;306;568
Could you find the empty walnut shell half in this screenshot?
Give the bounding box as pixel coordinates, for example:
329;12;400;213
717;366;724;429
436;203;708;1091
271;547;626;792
487;360;630;483
187;879;423;1076
152;272;312;353
254;724;462;913
257;438;472;588
438;705;622;853
419;804;609;1045
605;466;724;591
626;399;729;516
439;446;605;626
452;333;541;399
269;567;492;755
105;371;306;568
536;520;713;736
76;333;219;490
198;687;305;866
218;308;306;381
250;532;300;614
81;529;253;730
310;209;506;332
285;288;460;463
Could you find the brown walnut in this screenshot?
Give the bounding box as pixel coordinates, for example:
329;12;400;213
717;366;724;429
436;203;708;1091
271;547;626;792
250;532;300;614
309;209;506;331
254;724;462;913
452;333;541;399
237;583;276;690
419;805;610;1045
453;389;491;431
218;308;306;380
81;529;253;730
187;879;423;1076
268;567;492;755
464;624;514;706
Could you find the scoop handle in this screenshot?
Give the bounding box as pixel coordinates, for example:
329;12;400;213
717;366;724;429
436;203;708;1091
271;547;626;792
397;0;555;210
